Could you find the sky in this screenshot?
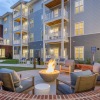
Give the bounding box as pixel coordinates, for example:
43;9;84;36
0;0;30;16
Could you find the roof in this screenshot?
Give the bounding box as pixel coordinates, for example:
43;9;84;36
27;0;39;6
11;0;28;9
1;12;12;18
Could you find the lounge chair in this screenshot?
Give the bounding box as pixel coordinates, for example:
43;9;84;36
56;70;97;94
60;60;75;73
0;68;34;94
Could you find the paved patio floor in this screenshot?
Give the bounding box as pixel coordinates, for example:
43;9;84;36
17;69;100;95
17;70;70;95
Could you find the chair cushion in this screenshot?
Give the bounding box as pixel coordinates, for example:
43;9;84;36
93;63;100;73
65;60;75;67
16;80;33;93
58;83;73;94
70;70;92;86
0;68;20;87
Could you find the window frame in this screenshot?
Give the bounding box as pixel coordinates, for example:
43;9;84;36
30;49;34;58
74;46;84;60
30;33;34;42
75;0;84;14
30;19;34;28
75;21;84;36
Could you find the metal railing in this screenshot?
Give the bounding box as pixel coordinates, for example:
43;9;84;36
22;39;28;44
44;31;68;41
13;39;28;45
13;40;20;44
13;12;28;18
0;41;10;45
44;9;68;21
14;25;28;31
14;26;21;31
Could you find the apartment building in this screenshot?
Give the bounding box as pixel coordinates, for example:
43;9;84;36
0;12;13;58
0;0;100;62
11;1;28;59
43;0;100;62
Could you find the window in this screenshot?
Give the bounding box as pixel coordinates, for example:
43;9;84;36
30;7;33;14
30;49;34;57
23;49;28;58
7;40;10;45
0;49;5;58
30;33;34;42
54;8;59;17
64;49;67;58
4;28;7;34
75;46;84;60
50;48;59;58
4;39;10;45
75;0;84;14
75;22;84;35
30;19;34;28
4;17;7;22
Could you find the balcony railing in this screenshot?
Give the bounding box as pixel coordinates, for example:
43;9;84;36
13;39;28;45
44;9;68;21
14;26;20;31
14;25;28;31
22;39;28;45
44;31;68;41
13;40;20;45
13;12;28;18
0;40;10;45
43;0;52;3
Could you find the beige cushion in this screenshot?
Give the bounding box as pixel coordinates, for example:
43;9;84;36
93;63;100;73
65;60;75;67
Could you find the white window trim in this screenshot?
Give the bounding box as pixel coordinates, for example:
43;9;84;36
74;21;84;36
75;0;84;14
74;46;84;60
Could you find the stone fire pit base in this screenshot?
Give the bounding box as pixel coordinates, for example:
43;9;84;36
39;70;60;82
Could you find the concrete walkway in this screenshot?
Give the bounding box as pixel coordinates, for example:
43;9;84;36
0;64;46;68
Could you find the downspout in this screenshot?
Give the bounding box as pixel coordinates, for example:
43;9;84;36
70;0;72;59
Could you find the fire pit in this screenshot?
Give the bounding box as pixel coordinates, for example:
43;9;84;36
39;59;60;82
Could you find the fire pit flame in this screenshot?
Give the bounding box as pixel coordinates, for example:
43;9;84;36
39;59;60;82
46;59;56;73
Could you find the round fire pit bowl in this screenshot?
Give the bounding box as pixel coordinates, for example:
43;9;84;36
39;70;60;82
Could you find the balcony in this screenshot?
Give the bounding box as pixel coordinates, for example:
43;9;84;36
44;31;68;43
0;40;10;45
44;0;68;8
14;25;28;32
22;39;28;45
13;39;28;45
13;12;28;19
44;9;68;24
13;40;20;45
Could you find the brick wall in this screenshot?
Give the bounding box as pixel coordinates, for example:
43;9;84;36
0;89;100;100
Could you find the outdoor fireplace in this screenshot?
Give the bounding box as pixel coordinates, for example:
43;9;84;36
39;59;60;82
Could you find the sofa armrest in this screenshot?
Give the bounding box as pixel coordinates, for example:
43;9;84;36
14;76;34;84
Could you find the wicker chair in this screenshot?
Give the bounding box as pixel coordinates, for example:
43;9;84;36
60;60;75;73
56;74;97;94
0;69;34;94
